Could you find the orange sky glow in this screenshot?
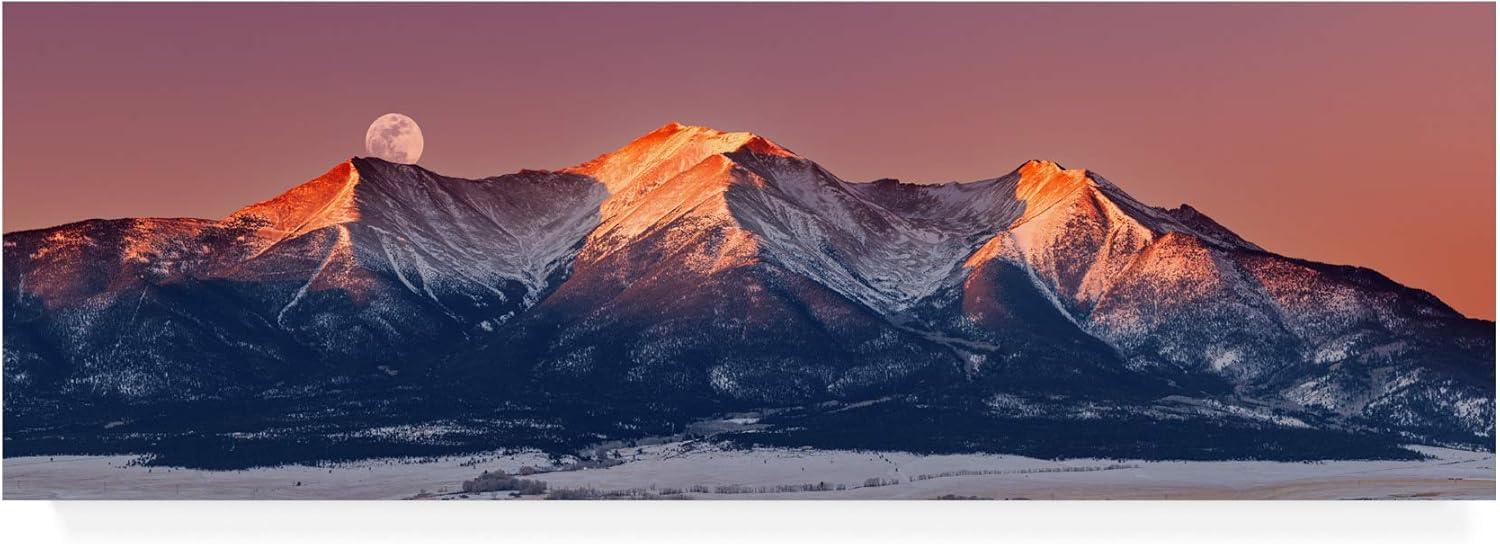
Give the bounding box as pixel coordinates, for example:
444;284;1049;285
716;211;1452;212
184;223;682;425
3;3;1494;318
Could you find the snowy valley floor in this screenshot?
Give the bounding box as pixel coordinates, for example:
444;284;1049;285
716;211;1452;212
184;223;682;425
4;443;1492;500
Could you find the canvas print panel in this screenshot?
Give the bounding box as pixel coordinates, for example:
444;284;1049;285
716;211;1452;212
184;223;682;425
2;2;1493;500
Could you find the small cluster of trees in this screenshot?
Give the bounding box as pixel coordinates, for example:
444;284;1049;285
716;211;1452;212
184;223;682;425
457;449;526;468
908;463;1138;482
862;477;900;488
567;447;626;470
711;481;844;494
655;485;712;495
544;487;690;500
542;475;913;499
460;469;548;495
545;487;601;500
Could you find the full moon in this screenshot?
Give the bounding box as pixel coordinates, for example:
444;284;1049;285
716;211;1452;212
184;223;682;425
365;113;424;164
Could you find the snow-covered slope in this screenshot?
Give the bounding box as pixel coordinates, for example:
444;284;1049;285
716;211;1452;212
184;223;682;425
4;159;607;397
223;158;606;311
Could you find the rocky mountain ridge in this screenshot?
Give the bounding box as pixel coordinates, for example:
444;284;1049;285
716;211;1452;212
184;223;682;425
4;123;1492;467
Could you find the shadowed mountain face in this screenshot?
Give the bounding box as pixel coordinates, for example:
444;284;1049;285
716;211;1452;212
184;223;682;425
4;123;1493;467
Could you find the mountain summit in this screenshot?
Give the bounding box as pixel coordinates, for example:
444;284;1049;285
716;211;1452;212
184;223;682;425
4;124;1492;467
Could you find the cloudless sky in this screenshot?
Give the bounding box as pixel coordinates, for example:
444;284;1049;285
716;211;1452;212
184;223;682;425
3;3;1494;318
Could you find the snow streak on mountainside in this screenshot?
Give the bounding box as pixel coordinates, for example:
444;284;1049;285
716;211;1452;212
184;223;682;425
3;123;1494;464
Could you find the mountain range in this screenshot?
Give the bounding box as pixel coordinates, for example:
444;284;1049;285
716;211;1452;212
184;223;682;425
4;123;1493;467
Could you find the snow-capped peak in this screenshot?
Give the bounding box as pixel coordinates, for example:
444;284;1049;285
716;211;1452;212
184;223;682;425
1011;159;1095;225
649;122;797;157
1018;158;1067;172
569;123;797;195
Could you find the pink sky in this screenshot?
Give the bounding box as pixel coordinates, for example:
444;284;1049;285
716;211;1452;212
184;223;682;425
3;3;1494;318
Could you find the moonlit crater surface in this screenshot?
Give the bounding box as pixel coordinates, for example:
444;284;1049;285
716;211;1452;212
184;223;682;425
365;113;424;164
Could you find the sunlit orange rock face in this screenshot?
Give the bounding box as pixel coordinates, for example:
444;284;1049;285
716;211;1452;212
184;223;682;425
567;122;796;219
8;218;213;309
1010;159;1092;226
225;161;363;245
